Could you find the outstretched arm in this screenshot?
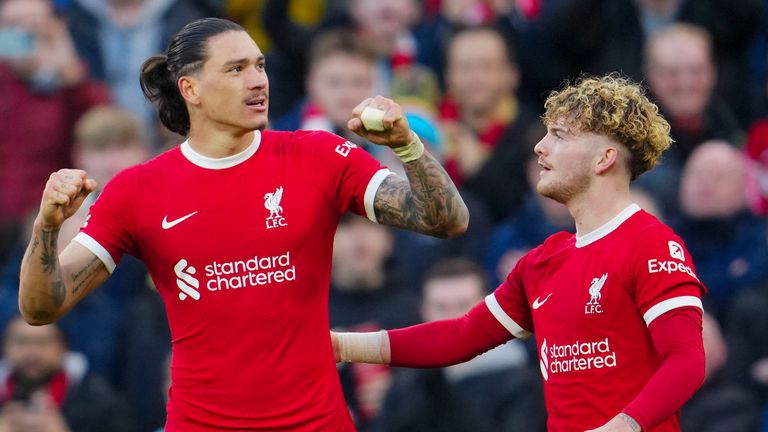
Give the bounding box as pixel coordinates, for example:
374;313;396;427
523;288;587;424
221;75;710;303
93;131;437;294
19;169;108;325
349;97;469;238
332;301;512;366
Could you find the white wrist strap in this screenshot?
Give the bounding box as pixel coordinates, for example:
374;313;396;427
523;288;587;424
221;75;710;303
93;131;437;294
392;131;425;163
336;331;387;364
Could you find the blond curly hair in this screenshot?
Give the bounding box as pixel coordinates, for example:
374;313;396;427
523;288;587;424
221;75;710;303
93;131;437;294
542;74;672;180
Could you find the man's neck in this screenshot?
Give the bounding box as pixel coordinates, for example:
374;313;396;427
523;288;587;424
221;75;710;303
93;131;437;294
567;182;633;238
187;124;255;159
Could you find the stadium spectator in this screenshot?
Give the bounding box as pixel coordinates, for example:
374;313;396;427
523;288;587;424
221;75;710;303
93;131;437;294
639;24;744;212
334;75;708;432
271;29;377;143
671;140;768;316
19;17;468;431
0;315;135;432
64;0;211;144
0;0;109;265
680;311;761;432
372;258;546;432
262;0;422;118
547;0;762;124
439;26;540;221
329;214;419;428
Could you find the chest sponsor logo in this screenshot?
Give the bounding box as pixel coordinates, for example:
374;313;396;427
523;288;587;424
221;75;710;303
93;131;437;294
174;259;200;301
172;252;297;301
532;293;553;310
539;337;617;381
162;211;198;230
668;240;685;261
264;186;287;229
585;273;607;315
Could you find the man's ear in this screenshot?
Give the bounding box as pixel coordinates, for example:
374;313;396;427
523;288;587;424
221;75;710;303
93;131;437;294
178;76;200;105
595;146;620;175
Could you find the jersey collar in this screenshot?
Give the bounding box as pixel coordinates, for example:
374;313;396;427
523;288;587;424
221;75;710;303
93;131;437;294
180;130;261;169
575;203;641;248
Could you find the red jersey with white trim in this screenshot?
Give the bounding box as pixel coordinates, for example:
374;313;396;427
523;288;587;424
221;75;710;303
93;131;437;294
485;205;705;432
74;130;390;430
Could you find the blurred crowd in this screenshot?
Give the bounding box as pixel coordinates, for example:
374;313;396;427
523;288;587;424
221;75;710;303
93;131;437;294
0;0;767;431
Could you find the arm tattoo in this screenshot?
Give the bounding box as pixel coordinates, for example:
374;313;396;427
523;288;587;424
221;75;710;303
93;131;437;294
39;228;59;274
619;413;642;432
71;256;102;295
374;152;468;237
26;235;40;259
51;279;66;307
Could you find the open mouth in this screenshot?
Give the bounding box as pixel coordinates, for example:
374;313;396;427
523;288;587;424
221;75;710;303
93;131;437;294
245;95;267;109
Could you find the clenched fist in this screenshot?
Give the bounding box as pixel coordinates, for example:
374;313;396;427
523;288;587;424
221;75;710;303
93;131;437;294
348;96;413;148
37;169;97;229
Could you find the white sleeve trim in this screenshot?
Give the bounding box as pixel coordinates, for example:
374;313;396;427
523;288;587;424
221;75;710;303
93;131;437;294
643;296;703;326
484;294;532;339
72;232;116;274
363;169;392;223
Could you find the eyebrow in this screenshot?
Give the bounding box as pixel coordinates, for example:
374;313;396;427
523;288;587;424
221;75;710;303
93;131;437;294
221;55;265;68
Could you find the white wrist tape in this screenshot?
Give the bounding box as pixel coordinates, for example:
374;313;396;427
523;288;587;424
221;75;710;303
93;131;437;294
392;131;425;163
336;331;386;364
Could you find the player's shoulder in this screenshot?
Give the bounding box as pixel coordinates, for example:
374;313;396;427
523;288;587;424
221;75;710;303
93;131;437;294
264;129;346;148
527;230;575;261
627;210;680;243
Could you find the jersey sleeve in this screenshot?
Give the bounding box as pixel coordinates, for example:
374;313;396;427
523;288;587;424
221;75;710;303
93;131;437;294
630;226;706;327
294;130;390;222
72;168;137;273
484;254;534;339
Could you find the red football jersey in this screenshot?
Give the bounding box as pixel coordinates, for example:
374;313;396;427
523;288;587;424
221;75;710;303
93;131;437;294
74;130;390;430
485;204;705;432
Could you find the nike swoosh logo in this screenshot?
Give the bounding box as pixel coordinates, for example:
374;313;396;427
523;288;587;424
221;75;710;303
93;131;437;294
532;293;553;310
162;211;198;229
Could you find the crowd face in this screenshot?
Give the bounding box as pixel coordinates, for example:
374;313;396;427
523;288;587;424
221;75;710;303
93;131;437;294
680;141;746;219
646;30;716;120
446;29;516;118
188;30;269;133
348;0;419;46
3;318;65;383
421;274;485;322
332;218;394;285
307;53;375;128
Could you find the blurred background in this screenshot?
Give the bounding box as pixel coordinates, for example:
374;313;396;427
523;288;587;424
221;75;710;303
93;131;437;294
0;0;767;430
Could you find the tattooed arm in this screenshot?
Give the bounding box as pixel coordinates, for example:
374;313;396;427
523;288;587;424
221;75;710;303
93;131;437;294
349;96;469;238
374;153;468;238
19;169;108;325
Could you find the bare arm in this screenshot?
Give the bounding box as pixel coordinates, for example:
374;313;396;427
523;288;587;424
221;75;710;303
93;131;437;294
19;169;108;325
348;97;469;238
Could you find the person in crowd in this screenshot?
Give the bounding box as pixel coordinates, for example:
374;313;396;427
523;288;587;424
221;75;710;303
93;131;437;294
439;25;540;222
671;140;768;317
680;311;761;432
0;0;109;265
0;315;135;432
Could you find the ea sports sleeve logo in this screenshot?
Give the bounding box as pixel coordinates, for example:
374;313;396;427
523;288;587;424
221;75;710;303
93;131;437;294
668;241;685;261
174;259;200;301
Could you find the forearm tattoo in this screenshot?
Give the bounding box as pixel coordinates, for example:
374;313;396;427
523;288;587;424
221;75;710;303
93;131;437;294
31;228;66;307
71;256;102;295
374;152;467;237
619;413;642;432
39;228;59;274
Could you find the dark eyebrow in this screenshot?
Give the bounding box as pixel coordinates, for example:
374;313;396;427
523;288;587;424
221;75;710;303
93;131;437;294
221;55;265;69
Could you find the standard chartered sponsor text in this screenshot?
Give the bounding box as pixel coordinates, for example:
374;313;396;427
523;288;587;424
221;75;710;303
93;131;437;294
204;252;296;290
546;338;617;374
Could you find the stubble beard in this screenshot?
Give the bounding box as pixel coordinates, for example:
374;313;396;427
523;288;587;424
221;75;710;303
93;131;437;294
537;170;591;205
